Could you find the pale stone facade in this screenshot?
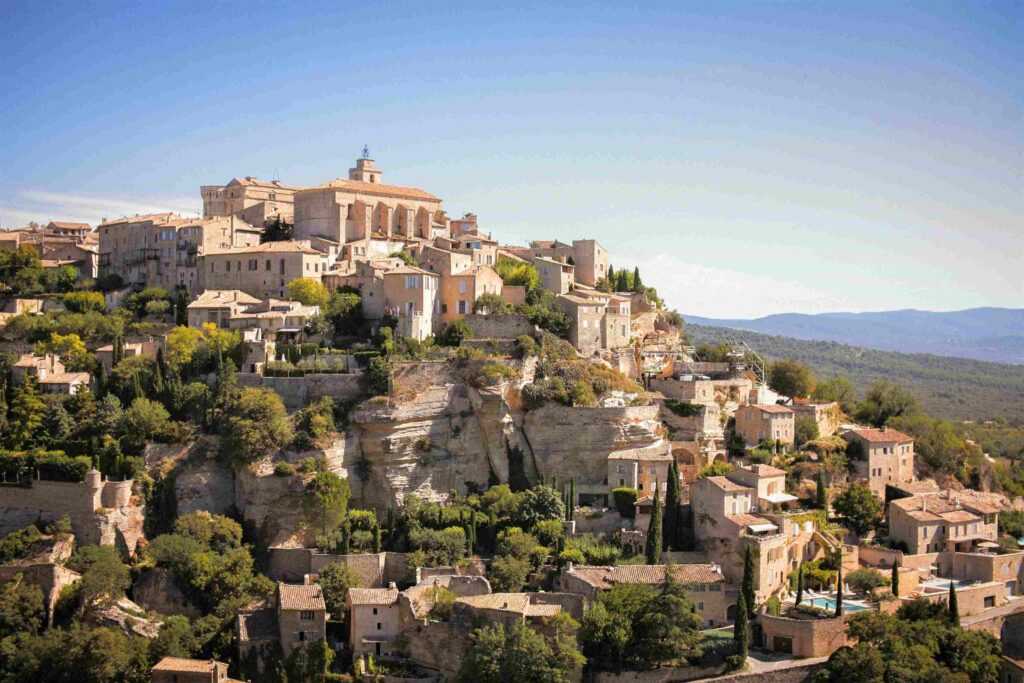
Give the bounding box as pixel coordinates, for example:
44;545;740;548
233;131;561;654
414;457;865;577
198;241;328;300
843;427;915;498
276;582;328;656
152;657;238;683
533;255;574;294
734;404;795;447
348;587;401;658
791;401;841;437
888;489;1000;554
11;353;89;394
528;238;608;287
293;157;444;246
201;176;297;226
607;444;674;498
381;265;440;340
187;289;318;337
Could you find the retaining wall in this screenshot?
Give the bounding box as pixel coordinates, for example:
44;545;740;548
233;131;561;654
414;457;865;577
238;372;364;411
463;314;535;339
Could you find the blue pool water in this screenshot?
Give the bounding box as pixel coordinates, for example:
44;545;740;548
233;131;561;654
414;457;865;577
808;597;867;613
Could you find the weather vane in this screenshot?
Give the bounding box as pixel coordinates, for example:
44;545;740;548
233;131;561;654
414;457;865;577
362;144;370;159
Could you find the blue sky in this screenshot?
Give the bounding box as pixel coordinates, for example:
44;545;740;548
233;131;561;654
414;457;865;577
1;1;1020;317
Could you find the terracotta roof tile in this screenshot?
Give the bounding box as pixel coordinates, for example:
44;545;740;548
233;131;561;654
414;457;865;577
567;564;724;590
306;178;439;202
277;583;326;611
152;657;221;672
848;427;913;444
348;588;399;606
703;476;750;493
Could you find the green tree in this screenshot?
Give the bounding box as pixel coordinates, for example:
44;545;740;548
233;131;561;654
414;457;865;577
219;387;293;464
768;359;816;398
832;483;882;536
261;215;294;242
631;575;703;666
0;573;45;638
458;618;584;683
663;460;682;551
62;291;106;313
795;415;820;446
644;483;662;564
632;266;642;292
816;470;828;509
40;398;73;449
812;375;857;412
891;561;900;597
303;471;350;536
7;377;45;448
734;590;749;661
118;397;171;453
741;544;755;617
73;545;131;615
948;581;959;626
835;561;843;616
489;555;531;593
174;289;188;326
438;319;471;346
325;289;363;337
855;380;918;427
286;277;329;307
795;562;804;605
513;485;565;528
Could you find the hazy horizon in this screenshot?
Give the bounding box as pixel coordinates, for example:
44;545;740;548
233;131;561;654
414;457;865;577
2;2;1020;318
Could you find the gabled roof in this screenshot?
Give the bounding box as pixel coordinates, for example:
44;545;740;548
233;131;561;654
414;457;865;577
188;289;262;308
747;404;794;415
277;583;326;611
847;427;913;444
46;221;91;230
152;657;225;672
701;476;750;493
306;178;439;202
566;563;724;590
348;587;399;606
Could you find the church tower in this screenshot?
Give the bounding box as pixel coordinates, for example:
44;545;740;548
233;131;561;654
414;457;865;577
349;146;382;183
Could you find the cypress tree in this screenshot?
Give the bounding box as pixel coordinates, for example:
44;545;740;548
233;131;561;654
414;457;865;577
795;562;804;605
663;460;681;551
606;265;614;284
175;289;188;326
835;560;843;617
645;481;662;564
569;478;576;522
734;590;749;660
741;544;755;618
616;269;629;293
373;523;382;553
891;561;900;597
632;266;642;292
948;581;959;626
816;470;828;509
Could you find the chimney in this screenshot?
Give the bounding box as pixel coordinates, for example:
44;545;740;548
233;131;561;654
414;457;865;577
388;581;397;589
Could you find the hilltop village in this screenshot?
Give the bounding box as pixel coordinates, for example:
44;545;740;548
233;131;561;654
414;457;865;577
0;155;1022;683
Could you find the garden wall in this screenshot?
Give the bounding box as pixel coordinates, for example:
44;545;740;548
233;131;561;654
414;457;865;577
238;373;364;411
463;314;535;339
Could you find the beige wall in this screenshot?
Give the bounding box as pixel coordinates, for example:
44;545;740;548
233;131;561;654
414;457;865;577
438;267;503;323
847;434;915;498
295;189;441;245
381;270;439;340
279;606;327;657
760;613;849;658
200;248;325;300
533;257;573;294
349;602;401;657
735;406;795;447
791;402;841;437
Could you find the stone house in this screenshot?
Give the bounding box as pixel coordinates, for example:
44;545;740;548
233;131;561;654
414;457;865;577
44;221;92;239
528;238;608;287
11;353;89;395
95;339;160;374
888;489;1000;554
151;656;241;683
843;427;915;498
198;240;328;300
759;612;849;658
554;294;605;355
348;586;402;658
607;445;674;499
727;464;798;512
277;582;328;656
734;404;795;448
439;266;503;323
186;289;262;327
532;255;574;294
187;289;318;340
449;212;481;238
201;176;297;226
451;234;498;267
790;401;841;437
381;265;440;340
293;156;444;245
559;563;730;627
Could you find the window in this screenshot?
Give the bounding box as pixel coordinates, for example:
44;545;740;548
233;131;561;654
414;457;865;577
984;595;995;608
298;631;306;642
226;261;231;272
405;275;419;289
458;300;467;315
377;622;382;630
458;280;467;294
441;303;448;313
266;259;271;271
372;608;378;616
280;259;285;274
300;610;314;621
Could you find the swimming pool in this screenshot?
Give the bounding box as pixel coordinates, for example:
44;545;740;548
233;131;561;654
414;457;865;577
807;597;867;613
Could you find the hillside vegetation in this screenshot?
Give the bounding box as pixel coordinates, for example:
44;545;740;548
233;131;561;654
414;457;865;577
686;323;1024;424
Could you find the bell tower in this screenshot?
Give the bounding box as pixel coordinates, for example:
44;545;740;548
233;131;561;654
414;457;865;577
349;146;382;183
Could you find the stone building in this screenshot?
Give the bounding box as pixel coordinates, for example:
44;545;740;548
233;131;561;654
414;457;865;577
734;404;795;448
11;353;89;395
555;294;605;356
528;238;608;287
277;582;328;656
198;240;327;300
888;489;1000;555
187;289;318;339
348;586;401;658
533;255;574;294
98;213;259;291
201;176;297;226
95;340;159;374
790;401;841;437
151;657;240;683
607;445;674;498
843;427;915;498
293;156;444;246
380;265;440;340
559;563;729;626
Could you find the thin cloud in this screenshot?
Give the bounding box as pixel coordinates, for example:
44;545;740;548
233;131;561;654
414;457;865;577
1;189;200;228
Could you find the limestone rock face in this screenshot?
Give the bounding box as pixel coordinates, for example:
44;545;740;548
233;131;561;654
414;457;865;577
522;404;663;487
174;457;235;517
235;461;311;547
90;597;162;639
132;567;200;618
93;505;146;556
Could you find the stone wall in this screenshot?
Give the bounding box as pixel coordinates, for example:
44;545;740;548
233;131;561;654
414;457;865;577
238;372;364;411
759;613;849;658
463;314;535;339
572;509;630;535
267;548;409;587
404;620;468;678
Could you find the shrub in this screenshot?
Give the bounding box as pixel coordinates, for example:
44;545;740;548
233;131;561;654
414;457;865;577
438;319;471;347
664;399;702;417
846;568;890;594
612;487;638;518
364;356;390;396
62;291;106;313
274;461;296;477
514;335;538;358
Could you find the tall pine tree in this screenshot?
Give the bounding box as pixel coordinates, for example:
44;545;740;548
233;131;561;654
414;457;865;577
795;562;804;605
645;481;662;564
891;561;900;597
834;559;844;617
632;266;642;292
816;470;828;509
663;460;682;551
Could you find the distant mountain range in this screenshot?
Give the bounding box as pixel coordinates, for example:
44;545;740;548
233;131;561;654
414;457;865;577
683;308;1024;365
